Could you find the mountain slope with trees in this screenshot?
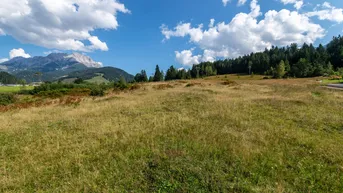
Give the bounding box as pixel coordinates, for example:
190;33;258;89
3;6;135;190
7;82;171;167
62;67;134;82
0;71;20;84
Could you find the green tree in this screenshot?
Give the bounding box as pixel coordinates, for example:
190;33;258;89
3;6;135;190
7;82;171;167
165;65;177;81
291;58;312;77
149;76;154;82
153;65;163;82
285;59;291;72
275;60;286;78
134;70;148;82
74;78;84;84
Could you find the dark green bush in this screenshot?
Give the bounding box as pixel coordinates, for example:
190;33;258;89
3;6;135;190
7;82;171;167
37;89;69;98
114;82;128;90
0;93;16;106
90;87;105;96
74;78;84;84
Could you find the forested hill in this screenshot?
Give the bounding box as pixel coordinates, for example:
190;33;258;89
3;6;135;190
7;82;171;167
188;35;343;79
135;35;343;83
0;71;19;84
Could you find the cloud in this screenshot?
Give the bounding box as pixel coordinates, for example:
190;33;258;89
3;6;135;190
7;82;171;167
10;48;31;59
175;49;201;67
0;58;9;63
306;2;343;23
238;0;248;6
222;0;247;7
209;19;215;28
175;49;230;67
0;0;129;52
0;48;31;63
43;50;62;55
222;0;230;6
88;36;109;51
280;0;303;10
162;0;325;66
0;28;5;35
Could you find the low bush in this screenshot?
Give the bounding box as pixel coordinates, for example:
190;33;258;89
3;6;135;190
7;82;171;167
329;75;342;80
37;89;69;98
30;82;111;98
221;80;238;86
114;82;128;90
185;82;203;87
90;87;105;96
129;84;141;91
0;93;16;106
153;84;174;90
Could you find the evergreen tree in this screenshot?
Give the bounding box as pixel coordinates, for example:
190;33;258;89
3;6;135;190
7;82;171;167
165;65;177;80
134;70;148;82
149;76;154;82
153;65;163;82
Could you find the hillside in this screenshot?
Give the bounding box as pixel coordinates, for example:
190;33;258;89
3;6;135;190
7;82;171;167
0;53;133;83
62;67;134;82
0;71;19;84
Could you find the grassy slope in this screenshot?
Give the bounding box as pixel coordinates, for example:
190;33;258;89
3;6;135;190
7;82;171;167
0;86;34;93
1;77;343;192
85;75;110;84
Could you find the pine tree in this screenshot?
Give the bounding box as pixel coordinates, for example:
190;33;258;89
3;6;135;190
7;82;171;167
165;65;177;80
153;65;163;82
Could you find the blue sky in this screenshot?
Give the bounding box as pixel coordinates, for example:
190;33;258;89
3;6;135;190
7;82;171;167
0;0;343;76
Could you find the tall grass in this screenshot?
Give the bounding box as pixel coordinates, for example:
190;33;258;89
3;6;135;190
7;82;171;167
1;78;343;192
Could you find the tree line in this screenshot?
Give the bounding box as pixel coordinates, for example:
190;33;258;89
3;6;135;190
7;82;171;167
135;35;343;82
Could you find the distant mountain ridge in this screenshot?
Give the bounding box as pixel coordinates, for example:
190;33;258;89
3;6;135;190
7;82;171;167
0;53;133;83
1;53;102;73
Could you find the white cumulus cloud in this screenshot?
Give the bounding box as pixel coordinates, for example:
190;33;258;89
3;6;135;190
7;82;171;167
162;0;325;66
306;2;343;23
10;48;31;59
280;0;303;10
175;49;201;67
0;0;129;52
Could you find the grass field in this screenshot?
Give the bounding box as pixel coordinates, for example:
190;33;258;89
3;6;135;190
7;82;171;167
1;76;343;192
0;86;34;93
322;79;343;84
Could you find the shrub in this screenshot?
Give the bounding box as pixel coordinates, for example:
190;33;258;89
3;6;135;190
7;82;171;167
185;82;203;87
0;93;16;106
129;84;141;91
114;78;129;90
153;84;174;90
329;75;342;80
74;78;84;84
90;87;105;96
37;89;69;98
221;80;238;86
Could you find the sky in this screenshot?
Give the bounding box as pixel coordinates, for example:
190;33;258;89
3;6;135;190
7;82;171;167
0;0;343;76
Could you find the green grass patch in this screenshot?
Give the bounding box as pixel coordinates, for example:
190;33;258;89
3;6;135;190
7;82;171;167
85;75;110;84
0;86;34;93
322;79;343;84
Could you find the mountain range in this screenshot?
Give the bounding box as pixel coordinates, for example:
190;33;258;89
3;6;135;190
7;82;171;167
0;53;133;83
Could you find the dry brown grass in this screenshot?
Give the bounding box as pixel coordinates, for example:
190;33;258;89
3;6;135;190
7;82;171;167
1;76;343;192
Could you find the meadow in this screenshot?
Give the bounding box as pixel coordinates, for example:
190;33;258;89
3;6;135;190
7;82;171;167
0;86;34;93
1;76;343;192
